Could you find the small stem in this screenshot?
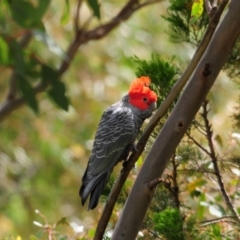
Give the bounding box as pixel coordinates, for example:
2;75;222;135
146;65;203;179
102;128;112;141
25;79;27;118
202;100;240;223
204;0;212;14
170;153;180;209
186;132;211;156
148;178;163;189
200;215;237;226
74;0;82;33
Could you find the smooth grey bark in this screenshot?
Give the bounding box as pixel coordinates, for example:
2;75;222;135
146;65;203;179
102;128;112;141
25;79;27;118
111;1;240;239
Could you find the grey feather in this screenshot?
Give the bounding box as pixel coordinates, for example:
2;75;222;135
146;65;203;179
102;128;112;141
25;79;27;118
79;95;155;209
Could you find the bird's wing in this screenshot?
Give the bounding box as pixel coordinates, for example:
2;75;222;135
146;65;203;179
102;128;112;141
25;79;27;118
87;104;135;176
80;104;135;208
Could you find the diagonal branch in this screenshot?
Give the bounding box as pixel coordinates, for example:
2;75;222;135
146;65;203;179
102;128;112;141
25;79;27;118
201;100;240;223
186;132;211;156
74;0;83;34
204;0;218;17
112;0;239;237
169;153;180;209
143;0;228;135
200;215;237;226
0;0;228;122
93;1;229;238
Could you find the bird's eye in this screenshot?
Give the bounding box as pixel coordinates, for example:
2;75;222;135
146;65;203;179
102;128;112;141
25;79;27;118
143;97;148;102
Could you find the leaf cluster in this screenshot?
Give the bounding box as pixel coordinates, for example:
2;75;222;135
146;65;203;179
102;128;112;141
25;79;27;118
132;54;179;107
153;208;184;240
162;0;240;83
0;1;72;113
0;0;101;114
162;0;208;46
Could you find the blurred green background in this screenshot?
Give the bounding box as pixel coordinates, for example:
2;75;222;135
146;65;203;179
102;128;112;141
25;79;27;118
0;0;240;239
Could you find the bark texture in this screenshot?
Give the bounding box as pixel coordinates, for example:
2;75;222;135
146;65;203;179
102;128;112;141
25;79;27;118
111;1;240;239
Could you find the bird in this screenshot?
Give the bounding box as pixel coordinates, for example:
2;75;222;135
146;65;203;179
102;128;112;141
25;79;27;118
79;76;158;210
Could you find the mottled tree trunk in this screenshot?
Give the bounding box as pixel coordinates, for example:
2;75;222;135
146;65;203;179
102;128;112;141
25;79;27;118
112;1;240;239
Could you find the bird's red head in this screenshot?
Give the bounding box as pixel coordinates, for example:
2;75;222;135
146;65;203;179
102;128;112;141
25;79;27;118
128;76;157;110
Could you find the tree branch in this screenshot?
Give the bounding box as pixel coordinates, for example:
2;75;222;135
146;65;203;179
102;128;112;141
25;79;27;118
74;0;83;33
200;215;237;226
94;1;229;239
186;132;211;156
112;0;240;238
148;178;163;189
0;0;162;122
143;0;228;135
201;100;240;223
204;0;218;18
169;154;180;209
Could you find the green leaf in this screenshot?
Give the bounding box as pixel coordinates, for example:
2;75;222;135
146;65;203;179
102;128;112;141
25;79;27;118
41;65;59;85
41;65;69;111
153;208;184;240
7;0;50;28
0;36;9;65
132;54;178;104
190;0;203;24
9;39;25;76
48;82;69;111
0;1;7;30
87;0;100;19
61;0;70;25
214;134;223;147
18;77;39;113
210;224;222;238
56;217;69;226
26;59;41;80
33;0;50;22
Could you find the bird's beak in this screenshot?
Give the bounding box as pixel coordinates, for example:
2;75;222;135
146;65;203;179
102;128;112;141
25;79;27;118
150;102;157;111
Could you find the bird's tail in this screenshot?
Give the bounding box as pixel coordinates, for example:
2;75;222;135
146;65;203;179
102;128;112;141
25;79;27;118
79;172;108;210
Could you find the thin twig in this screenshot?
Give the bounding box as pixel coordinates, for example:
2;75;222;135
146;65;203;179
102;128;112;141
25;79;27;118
192;120;207;136
148;178;163;189
204;0;212;15
143;0;228;135
169;153;180;209
204;0;218;18
199;215;237;226
186;132;211;156
201;100;240;223
0;0;228;121
74;0;83;33
178;168;216;175
134;0;164;10
146;228;162;239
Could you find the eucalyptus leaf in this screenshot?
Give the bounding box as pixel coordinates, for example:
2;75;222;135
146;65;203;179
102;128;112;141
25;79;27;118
61;0;70;25
18;77;39;113
0;36;9;65
87;0;100;19
7;0;50;28
190;0;203;24
41;65;59;85
48;82;69;111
